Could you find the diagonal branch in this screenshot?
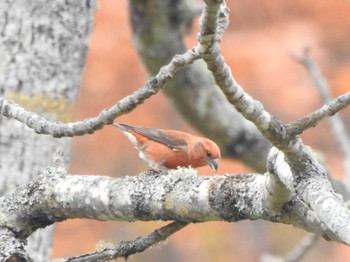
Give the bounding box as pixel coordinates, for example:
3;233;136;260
56;221;188;262
197;0;289;149
279;234;318;262
261;234;318;262
0;48;199;138
290;49;330;102
287;91;350;136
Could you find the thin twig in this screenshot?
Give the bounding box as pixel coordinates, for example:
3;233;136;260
283;234;318;262
0;48;200;138
261;234;318;262
288;91;350;135
54;221;189;262
290;48;331;102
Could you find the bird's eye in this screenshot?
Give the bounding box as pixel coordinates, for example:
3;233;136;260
206;152;212;157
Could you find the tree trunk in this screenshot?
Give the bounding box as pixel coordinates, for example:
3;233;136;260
0;0;96;260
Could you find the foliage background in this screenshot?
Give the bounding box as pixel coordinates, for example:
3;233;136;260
51;0;350;261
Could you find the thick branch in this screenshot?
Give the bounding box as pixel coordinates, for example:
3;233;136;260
0;165;341;246
0;228;32;262
268;147;350;244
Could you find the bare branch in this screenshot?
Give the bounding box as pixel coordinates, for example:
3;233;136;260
1;143;347;259
267;147;350;244
197;0;290;150
56;221;188;262
282;234;318;262
197;0;350;246
0;162;342;247
287;92;350;136
290;48;331;102
0;49;200;138
261;234;318;262
291;50;350;186
2;1;350;260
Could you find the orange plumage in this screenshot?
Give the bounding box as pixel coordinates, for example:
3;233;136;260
113;123;221;172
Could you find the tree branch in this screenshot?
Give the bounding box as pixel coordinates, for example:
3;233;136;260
197;0;350;245
290;49;331;102
0;155;343;252
197;0;289;149
0;48;199;138
56;221;188;262
287;91;350;136
261;234;318;262
0;227;32;262
2;1;350;260
267;147;349;244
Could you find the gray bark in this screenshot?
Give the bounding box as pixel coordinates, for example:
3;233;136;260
0;0;96;260
1;0;350;260
0;160;341;253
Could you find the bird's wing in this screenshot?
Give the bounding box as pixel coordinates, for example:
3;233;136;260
115;123;188;151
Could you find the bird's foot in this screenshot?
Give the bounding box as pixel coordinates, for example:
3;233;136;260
148;167;169;175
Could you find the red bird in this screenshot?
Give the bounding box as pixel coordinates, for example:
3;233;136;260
113;123;221;172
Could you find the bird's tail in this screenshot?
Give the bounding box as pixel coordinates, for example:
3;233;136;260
112;123;129;131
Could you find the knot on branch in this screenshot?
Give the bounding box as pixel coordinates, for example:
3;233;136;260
44;148;67;176
264;147;294;213
267;147;294;192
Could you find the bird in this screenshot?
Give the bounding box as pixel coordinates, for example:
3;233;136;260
112;123;221;172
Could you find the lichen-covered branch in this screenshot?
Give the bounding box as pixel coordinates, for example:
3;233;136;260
0;228;32;262
198;0;350;245
0;48;199;138
2;1;350;260
267;147;349;244
1;144;348;260
0;1;97;260
0;157;342;249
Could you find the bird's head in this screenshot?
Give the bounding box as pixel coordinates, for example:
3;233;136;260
200;138;221;172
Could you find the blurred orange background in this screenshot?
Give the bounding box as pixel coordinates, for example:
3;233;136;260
51;0;350;261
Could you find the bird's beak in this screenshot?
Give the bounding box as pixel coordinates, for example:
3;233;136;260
207;158;219;173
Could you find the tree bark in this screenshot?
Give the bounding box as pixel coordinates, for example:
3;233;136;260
0;0;96;260
0;165;341;246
